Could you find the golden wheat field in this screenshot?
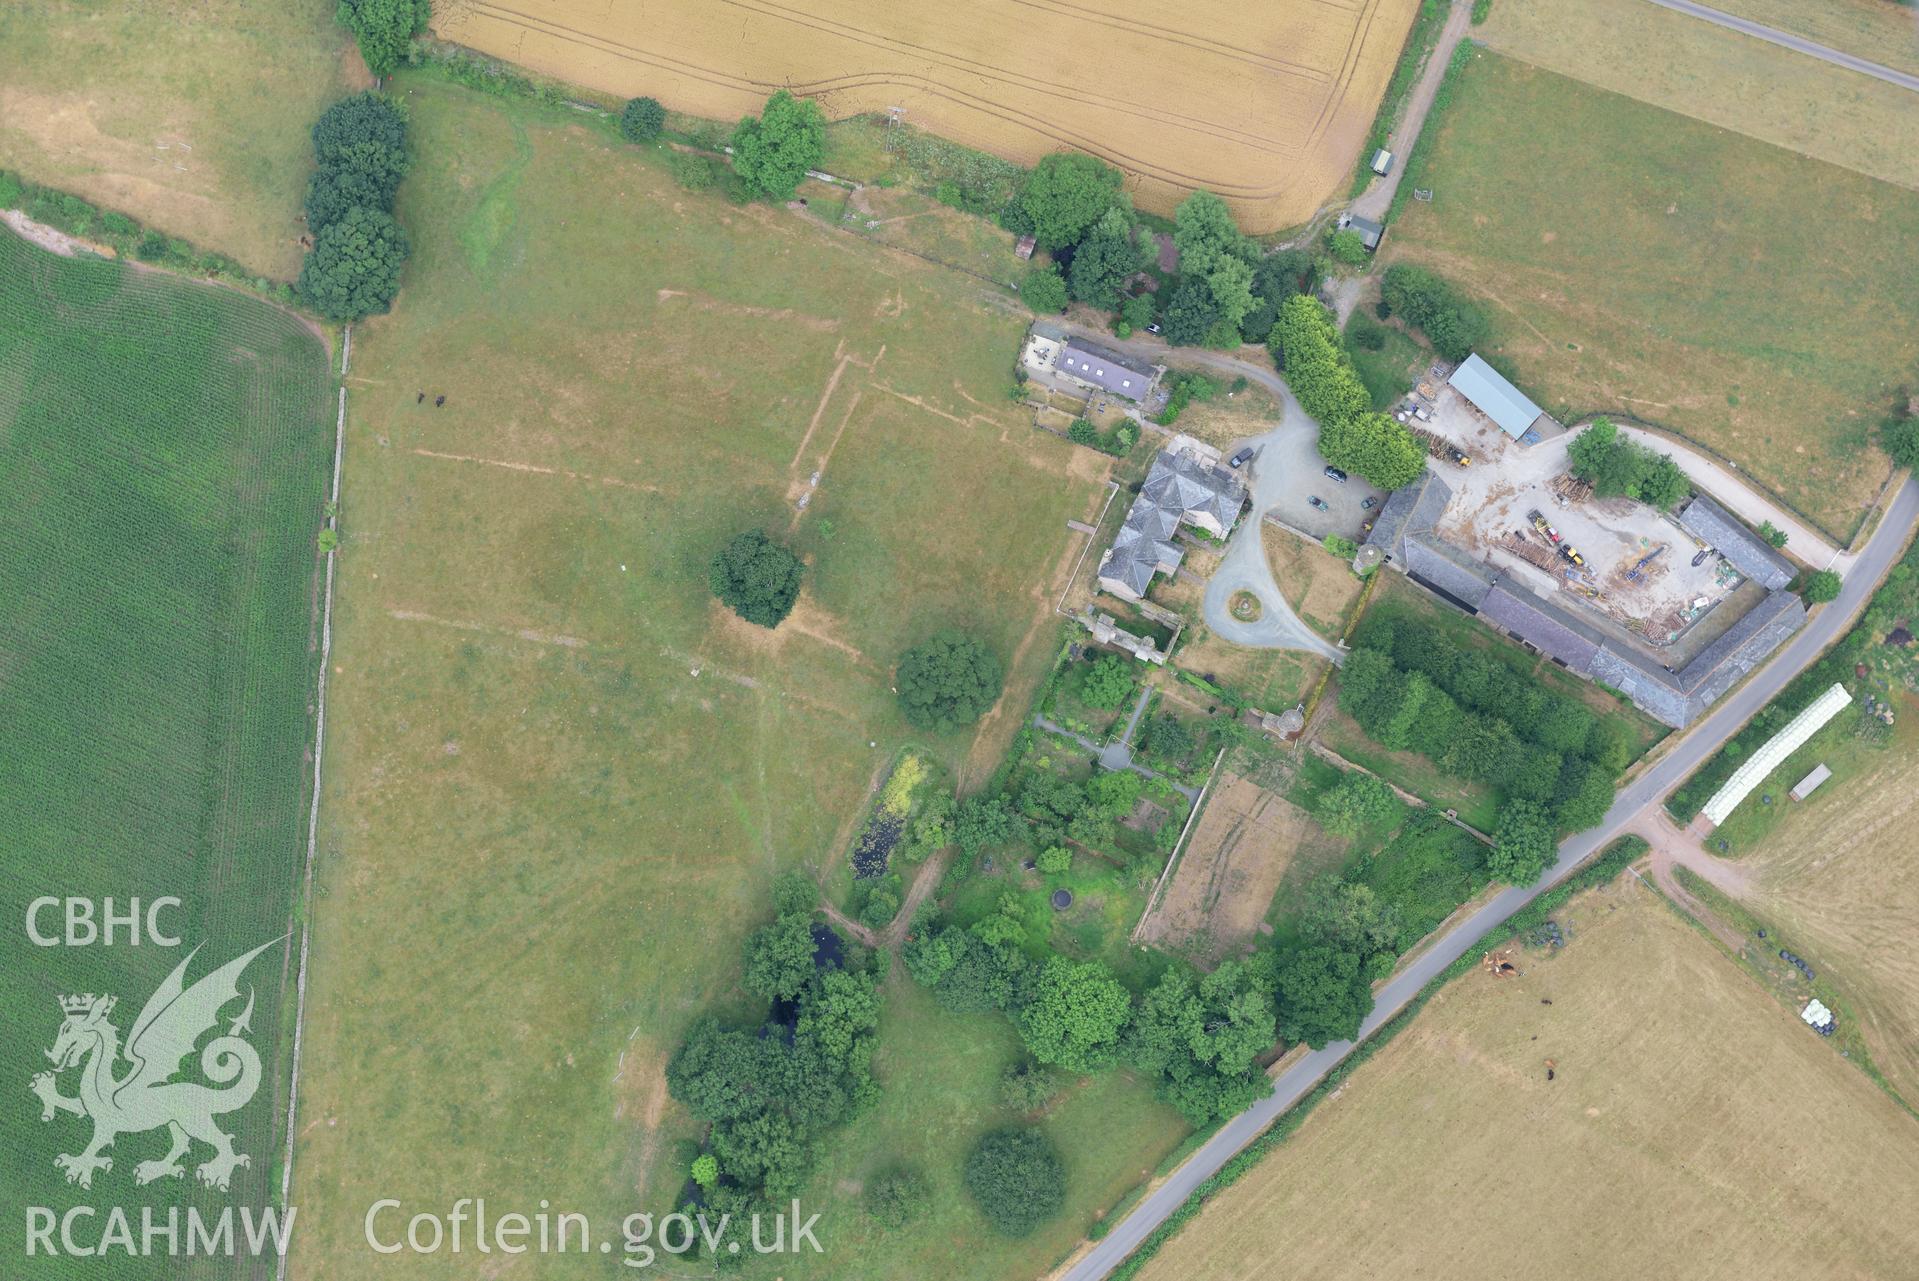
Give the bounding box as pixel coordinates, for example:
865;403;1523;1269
433;0;1419;230
1137;882;1919;1281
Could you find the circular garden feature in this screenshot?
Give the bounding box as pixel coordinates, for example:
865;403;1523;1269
1050;889;1074;910
1229;590;1263;621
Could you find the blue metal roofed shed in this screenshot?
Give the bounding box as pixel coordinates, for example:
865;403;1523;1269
1448;354;1546;441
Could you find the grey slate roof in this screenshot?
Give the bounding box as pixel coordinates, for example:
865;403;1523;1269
1365;468;1451;562
1139;449;1245;533
1588;588;1807;728
1060;339;1158;400
1099;523;1182;598
1402;534;1495;610
1098;450;1245;598
1588;646;1692;729
1677;588;1806;707
1479;580;1607;674
1348;216;1383;250
1677;495;1795;591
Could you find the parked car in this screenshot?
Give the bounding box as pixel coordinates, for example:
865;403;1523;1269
1145;323;1162;335
1692;548;1710;567
1308;495;1329;511
1360;496;1378;511
1322;466;1348;483
1228;446;1255;469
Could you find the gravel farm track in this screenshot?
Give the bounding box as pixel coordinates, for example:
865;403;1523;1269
433;0;1421;230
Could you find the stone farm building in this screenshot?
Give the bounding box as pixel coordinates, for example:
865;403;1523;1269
1098;446;1246;602
1676;494;1796;592
1058;339;1160;402
1364;469;1806;728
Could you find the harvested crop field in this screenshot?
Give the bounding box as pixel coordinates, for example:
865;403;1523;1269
1139;770;1327;962
0;227;332;1277
1720;695;1919;1110
1137;880;1919;1281
434;0;1422;230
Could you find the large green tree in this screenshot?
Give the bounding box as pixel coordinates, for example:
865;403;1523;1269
298;205;408;320
709;530;804;627
620;96;666;143
1274;944;1373;1048
1017;153;1127;252
964;1128;1065;1237
1017;955;1131;1073
1067;206;1148;309
731;90;826;201
1489;800;1557;885
896;631;1003;730
336;0;430;78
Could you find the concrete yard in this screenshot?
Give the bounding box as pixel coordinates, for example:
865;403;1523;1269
1419;385;1746;659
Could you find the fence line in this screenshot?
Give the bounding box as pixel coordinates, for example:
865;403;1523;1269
276;325;350;1280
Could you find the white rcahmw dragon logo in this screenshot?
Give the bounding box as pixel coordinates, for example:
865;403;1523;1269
30;939;279;1192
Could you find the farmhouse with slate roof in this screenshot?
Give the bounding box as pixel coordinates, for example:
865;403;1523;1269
1098;447;1245;602
1058;339;1160;402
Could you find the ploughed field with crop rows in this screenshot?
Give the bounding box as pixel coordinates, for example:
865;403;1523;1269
435;0;1420;230
0;227;332;1277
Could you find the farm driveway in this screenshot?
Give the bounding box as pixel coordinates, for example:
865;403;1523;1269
1352;0;1476;223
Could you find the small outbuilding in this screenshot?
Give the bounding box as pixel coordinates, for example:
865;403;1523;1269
1370;148;1394;176
1788;764;1832;802
1344;214;1384;252
1014;234;1037;260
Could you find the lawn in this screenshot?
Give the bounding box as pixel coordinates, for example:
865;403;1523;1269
1138;881;1919;1281
784;976;1189;1281
287;74;1110;1280
0;0;365;278
0;228;331;1273
1385;50;1919;543
1265;526;1366;640
1343;314;1426;410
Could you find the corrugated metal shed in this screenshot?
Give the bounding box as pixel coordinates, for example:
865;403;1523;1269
1448;354;1544;440
1789;764;1832;801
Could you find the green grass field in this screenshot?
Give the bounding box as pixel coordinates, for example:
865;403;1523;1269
1385;51;1919;543
0;0;363;278
283;74;1178;1280
0;228;332;1272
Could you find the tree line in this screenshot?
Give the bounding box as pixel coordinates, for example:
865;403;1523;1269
666;875;882;1256
1339;614;1633;883
298;93;412;321
1271;294;1427;490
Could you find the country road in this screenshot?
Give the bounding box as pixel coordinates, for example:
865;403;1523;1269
1062;477;1919;1281
1644;0;1919;94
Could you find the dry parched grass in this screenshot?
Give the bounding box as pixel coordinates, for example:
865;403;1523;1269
434;0;1421;231
1731;700;1919;1111
1138;881;1919;1281
287;76;1140;1281
1386;52;1918;542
